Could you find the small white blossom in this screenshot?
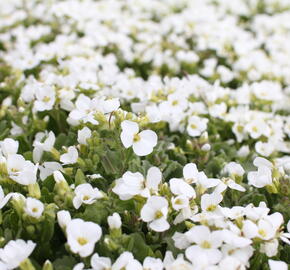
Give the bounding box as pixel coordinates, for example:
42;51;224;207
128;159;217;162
140;196;169;232
6;154;38;186
60;146;78;164
187;116;208;137
0;240;36;269
73;183;103;209
25;197;44;219
66;218;102;257
120;120;157;156
268;260;288;270
91;253;112;270
77;127;92;145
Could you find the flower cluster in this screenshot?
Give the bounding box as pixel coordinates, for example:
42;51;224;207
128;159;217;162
0;0;289;269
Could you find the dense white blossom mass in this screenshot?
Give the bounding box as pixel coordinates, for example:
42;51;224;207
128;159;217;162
0;0;290;269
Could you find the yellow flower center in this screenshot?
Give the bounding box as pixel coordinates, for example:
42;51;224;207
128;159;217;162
252;126;258;133
172;100;178;106
201;241;211;249
77;237;88;246
190;124;197;129
83;195;90;201
206;205;217;212
237;125;244;133
154;210;163;219
175;199;183;205
42;96;51;102
258;229;267;238
32;207;38;213
133;133;141;142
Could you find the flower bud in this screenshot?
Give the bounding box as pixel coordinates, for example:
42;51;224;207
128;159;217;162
201;143;211;152
28;183;41;199
43;260;53;270
108;213;122;230
19;259;35;270
57;210;71;230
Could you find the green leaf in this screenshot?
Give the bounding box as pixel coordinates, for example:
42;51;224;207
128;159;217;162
53;256;77;270
163;161;183;180
80;200;109;225
101;149;123;176
126;233;154;261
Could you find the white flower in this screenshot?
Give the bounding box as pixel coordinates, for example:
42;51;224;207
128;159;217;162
260;239;279;257
99;97;120;114
66;218;102;257
201;192;223;212
252;81;282;102
253;157;273;168
218;256;245;270
183;163;220;189
185;226;223;265
33;131;55;163
172;232;192;249
0;261;8;270
223;162;245;177
73;183;103;209
182;163;202;184
221;229;252;248
140;196;169;232
208;102;227;119
237;145;250;157
39;162;62;180
0;239;36;269
143;257;163;270
57;210;71;230
215;178;246;193
232;122;248;143
171;195;189;211
33;84;56;112
91;253;112;270
113;167;162;200
244;202;270;221
0;186;14;209
255;141;275;157
186;116;208;137
120;120;157;156
268;260;288;270
53;170;66;183
242;216;279;241
0;138;19;157
25;197;44;219
245;120;270;139
221;244;253;266
73;263;84;270
112;252;142;270
163;251;193;270
108;213;122;230
67;94;99;126
77;127;92;145
113;171;144;200
169;178;196;199
6;154;38;185
60;146;78;164
280;220;290;245
248;157;273;188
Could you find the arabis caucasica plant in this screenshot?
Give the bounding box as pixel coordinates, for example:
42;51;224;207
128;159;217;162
0;0;290;269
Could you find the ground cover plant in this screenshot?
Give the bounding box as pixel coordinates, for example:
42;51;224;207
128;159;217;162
0;0;290;269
